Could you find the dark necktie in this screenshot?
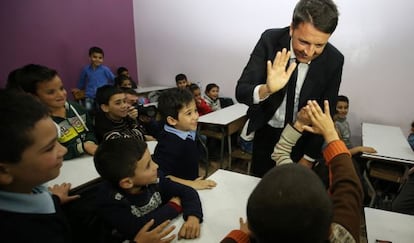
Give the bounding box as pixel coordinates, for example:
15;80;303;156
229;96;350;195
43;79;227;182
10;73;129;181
284;59;298;125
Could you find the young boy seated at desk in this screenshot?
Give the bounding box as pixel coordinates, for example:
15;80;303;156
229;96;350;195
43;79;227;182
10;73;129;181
175;73;190;89
0;90;79;242
204;83;222;111
94;137;203;241
10;64;98;160
153;88;217;190
0;90;179;243
189;83;212;116
222;100;363;243
94;85;147;143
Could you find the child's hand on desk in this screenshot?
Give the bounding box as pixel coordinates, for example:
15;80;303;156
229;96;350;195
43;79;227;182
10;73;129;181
48;182;80;204
191;177;217;190
358;146;377;154
178;215;200;239
134;219;176;243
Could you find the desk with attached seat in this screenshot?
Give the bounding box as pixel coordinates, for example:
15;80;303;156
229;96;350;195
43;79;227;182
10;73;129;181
361;123;414;207
198;103;248;169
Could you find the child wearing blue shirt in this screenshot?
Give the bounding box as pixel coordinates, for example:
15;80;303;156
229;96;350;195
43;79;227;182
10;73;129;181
76;46;115;112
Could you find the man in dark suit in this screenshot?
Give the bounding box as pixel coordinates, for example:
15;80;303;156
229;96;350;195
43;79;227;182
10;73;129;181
236;0;343;177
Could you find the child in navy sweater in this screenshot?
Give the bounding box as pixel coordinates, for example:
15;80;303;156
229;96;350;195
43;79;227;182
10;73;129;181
94;137;203;240
154;88;217;190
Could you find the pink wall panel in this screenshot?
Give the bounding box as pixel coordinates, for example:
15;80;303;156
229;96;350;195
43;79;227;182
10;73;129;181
0;0;138;98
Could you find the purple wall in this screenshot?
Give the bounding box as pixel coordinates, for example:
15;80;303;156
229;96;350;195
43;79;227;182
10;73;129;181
0;0;137;98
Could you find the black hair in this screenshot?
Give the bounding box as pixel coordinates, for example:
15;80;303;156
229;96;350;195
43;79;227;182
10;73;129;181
114;75;132;88
292;0;339;34
121;87;139;96
247;164;332;243
205;83;219;94
89;46;104;56
188;83;200;93
96;85;124;106
175;73;187;83
94;137;147;187
337;95;349;105
0;89;50;163
117;66;128;76
157;88;194;122
7;64;58;95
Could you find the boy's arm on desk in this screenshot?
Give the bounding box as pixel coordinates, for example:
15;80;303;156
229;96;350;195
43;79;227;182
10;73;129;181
166;175;217;190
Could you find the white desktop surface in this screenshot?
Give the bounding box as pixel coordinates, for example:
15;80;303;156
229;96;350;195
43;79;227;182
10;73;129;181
47;155;98;188
198;103;248;125
364;207;414;243
135;86;173;94
47;141;158;188
362;123;414;164
169;169;260;242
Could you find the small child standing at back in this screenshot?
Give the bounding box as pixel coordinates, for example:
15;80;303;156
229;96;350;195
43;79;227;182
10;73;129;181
189;83;212;116
204;83;221;111
76;46;115;112
175;73;190;89
154;88;216;190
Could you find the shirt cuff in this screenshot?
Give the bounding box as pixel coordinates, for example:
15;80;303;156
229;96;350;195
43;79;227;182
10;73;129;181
224;230;250;242
253;85;269;104
323;140;351;165
168;201;183;213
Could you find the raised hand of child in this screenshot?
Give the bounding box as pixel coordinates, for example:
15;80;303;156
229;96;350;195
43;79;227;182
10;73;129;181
302;100;339;144
238;217;250;235
293;107;312;132
178;215;200;239
133;219;176;243
191;177;217;190
48;182;80;204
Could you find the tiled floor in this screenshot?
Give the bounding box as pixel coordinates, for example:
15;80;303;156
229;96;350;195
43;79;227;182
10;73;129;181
199;157;369;242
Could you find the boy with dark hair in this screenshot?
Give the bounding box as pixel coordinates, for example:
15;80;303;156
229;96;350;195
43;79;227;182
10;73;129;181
335;95;376;155
75;46;115;113
10;64;98;160
189;83;212;116
175;73;190;89
0;90;78;242
154;88;216;190
0;89;178;243
94;85;145;143
116;66;138;88
222;100;362;243
94;137;203;240
204;83;221;111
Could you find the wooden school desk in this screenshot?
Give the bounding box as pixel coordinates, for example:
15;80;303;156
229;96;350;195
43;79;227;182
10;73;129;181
198;103;248;168
361;123;414;206
47;141;158;189
169;169;260;243
364;207;414;243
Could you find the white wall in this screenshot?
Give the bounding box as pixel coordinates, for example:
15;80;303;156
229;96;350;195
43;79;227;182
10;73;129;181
133;0;414;140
